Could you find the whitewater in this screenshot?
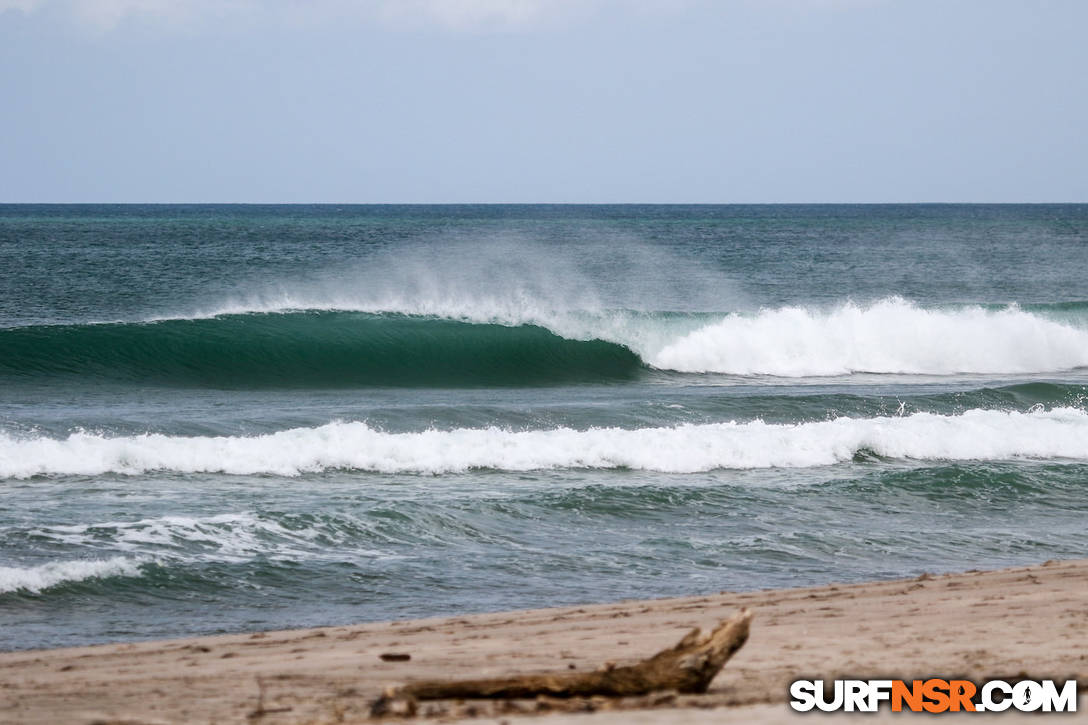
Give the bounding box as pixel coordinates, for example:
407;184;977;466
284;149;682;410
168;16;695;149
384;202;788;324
644;299;1088;376
5;407;1088;478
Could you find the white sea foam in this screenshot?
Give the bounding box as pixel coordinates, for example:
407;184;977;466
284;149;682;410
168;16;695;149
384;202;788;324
29;513;383;563
36;513;301;561
3;407;1088;478
648;298;1088;376
0;557;145;594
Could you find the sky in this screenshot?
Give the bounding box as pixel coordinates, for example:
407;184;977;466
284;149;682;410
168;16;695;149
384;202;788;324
0;0;1086;203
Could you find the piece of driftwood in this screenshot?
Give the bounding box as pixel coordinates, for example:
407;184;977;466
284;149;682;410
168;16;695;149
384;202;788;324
370;609;750;716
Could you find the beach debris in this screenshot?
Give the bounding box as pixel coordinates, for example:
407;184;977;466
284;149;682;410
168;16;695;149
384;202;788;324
369;609;751;717
380;652;412;662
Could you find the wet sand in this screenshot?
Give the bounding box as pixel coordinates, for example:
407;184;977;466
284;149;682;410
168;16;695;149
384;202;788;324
1;559;1085;723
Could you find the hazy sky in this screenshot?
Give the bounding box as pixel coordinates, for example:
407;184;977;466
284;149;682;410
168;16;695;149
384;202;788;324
1;0;1085;202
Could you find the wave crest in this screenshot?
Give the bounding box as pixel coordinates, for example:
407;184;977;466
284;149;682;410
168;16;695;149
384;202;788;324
4;407;1088;478
0;557;146;594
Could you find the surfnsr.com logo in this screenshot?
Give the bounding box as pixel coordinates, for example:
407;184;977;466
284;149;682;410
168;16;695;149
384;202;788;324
790;679;1077;713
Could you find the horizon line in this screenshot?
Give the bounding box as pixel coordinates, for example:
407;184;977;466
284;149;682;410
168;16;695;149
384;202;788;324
2;201;1087;206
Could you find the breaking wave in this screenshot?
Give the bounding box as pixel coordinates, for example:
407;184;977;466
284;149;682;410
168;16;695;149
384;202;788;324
0;557;146;594
1;298;1086;386
4;407;1088;478
647;298;1088;376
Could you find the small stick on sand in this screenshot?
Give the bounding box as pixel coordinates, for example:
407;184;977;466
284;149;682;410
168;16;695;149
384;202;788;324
247;676;293;719
371;609;751;716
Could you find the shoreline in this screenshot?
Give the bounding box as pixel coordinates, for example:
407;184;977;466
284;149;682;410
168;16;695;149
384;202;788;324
1;558;1086;723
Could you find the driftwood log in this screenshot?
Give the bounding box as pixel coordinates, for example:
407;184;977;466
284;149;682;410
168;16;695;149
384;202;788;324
371;609;750;716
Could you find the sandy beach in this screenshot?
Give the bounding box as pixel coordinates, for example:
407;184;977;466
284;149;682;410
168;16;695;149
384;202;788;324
1;558;1085;723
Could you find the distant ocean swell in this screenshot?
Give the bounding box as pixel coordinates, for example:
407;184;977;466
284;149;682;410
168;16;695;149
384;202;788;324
2;298;1086;386
4;407;1088;478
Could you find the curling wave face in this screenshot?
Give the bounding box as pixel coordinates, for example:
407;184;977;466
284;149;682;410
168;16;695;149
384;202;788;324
0;312;643;387
4;406;1088;478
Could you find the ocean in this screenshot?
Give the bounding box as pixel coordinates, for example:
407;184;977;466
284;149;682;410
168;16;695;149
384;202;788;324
2;204;1087;652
